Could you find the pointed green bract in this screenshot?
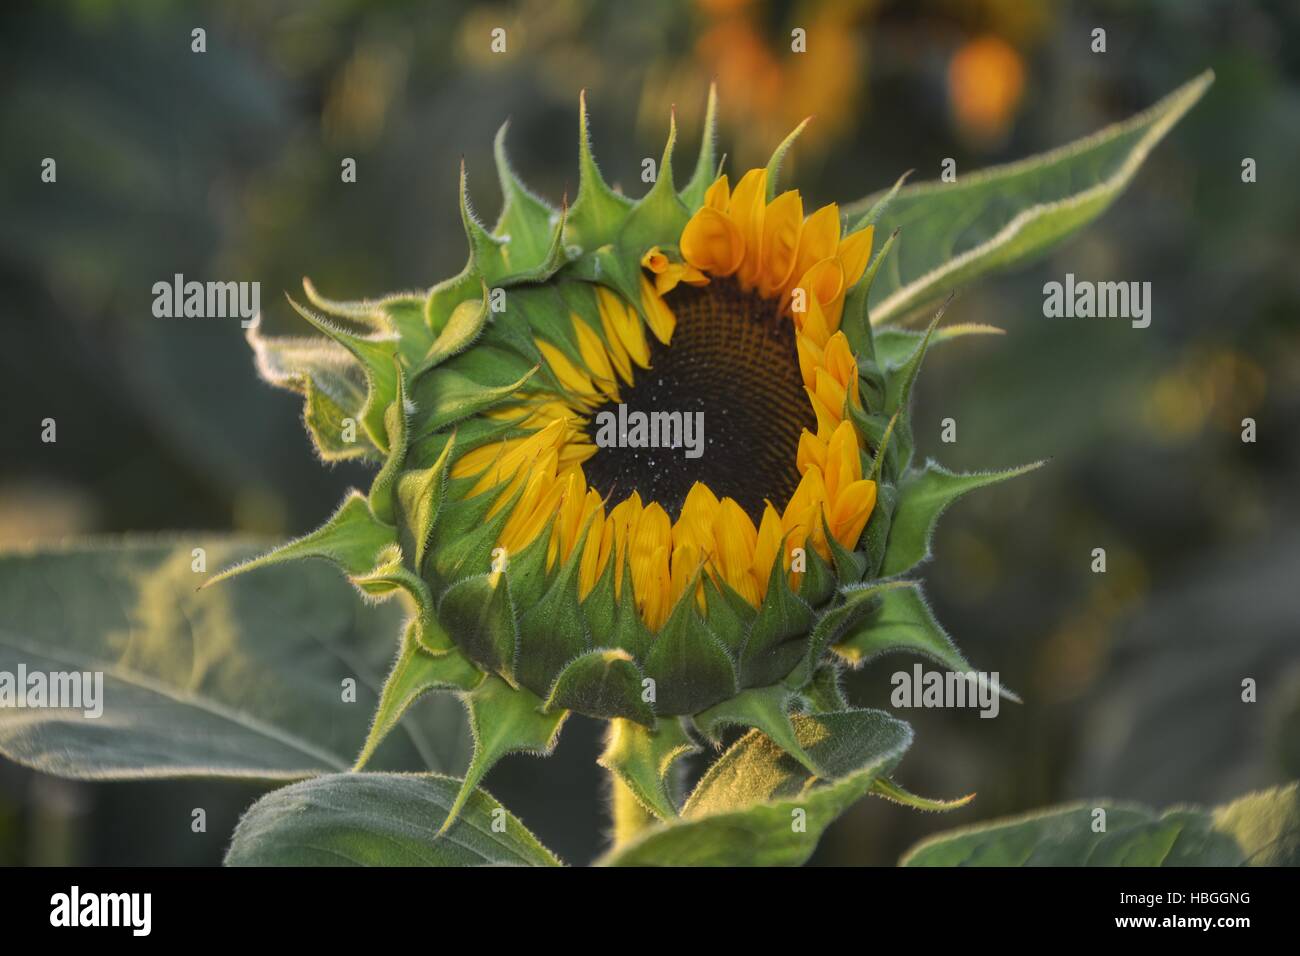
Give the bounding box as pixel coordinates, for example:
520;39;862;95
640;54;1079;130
442;676;567;833
642;591;738;716
354;621;482;770
204;491;394;589
693;685;819;776
544;649;655;726
881;459;1045;576
832;581;1019;704
679;83;718;210
598;717;698;821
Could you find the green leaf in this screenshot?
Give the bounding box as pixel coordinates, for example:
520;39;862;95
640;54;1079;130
848;71;1213;325
598;717;698;821
600;710;912;866
881;459;1045;577
0;538;467;780
832;581;1019;703
902;782;1300;867
443;676;567;833
224;772;561;866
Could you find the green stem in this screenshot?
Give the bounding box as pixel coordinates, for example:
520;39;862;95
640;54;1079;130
608;774;656;849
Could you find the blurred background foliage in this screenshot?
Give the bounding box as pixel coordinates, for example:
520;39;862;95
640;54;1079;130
1;0;1297;866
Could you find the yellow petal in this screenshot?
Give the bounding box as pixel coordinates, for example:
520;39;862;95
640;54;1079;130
703;174;730;210
728;168;768;289
572;315;619;401
758;190;804;298
596;286;651;370
639;276;676;345
796;428;827;476
752;502;784;593
785;203;841;303
837;224;875;289
680;206;744;276
536;338;597;402
830;478;877;549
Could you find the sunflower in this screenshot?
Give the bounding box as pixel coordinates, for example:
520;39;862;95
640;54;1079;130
217;87;993;829
449;165;879;637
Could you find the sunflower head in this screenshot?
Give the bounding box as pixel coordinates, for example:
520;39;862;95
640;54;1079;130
221;87;975;828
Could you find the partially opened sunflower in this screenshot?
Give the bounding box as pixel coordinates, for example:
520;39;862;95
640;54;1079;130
215;87;1027;840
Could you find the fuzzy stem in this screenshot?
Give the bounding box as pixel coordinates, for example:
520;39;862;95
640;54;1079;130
608;775;655;849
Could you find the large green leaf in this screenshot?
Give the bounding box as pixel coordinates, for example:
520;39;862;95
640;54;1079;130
0;538;468;780
902;782;1299;866
847;71;1213;325
224;772;560;866
599;710;912;866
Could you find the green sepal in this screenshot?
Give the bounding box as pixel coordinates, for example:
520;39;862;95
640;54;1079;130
873;322;1005;370
348;544;435;621
565;90;633;254
287;294;399;452
881;458;1045;577
436;573;519;683
679;83;718;210
740;559;813;688
416;282;490;374
884;294;948;420
410;358;539;438
426;476;519;586
491;120;561;268
424;264;482;336
514;538;592;694
620;110;690;258
861;481;897;576
353;619;483;770
598;716;699;821
693;685;819;776
395;431;456;574
763;116;811;201
832;581;1020;704
823;513;869;585
580;561;655;662
301;278;433;360
871;776;975;813
796;545;836;607
786;579;912;689
203;491;394;589
442;675;567;833
367;361;410;524
642;585;738;716
850;169;911;231
701;575;757;660
802;664;848;712
543;648;655;726
244;315;376;461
